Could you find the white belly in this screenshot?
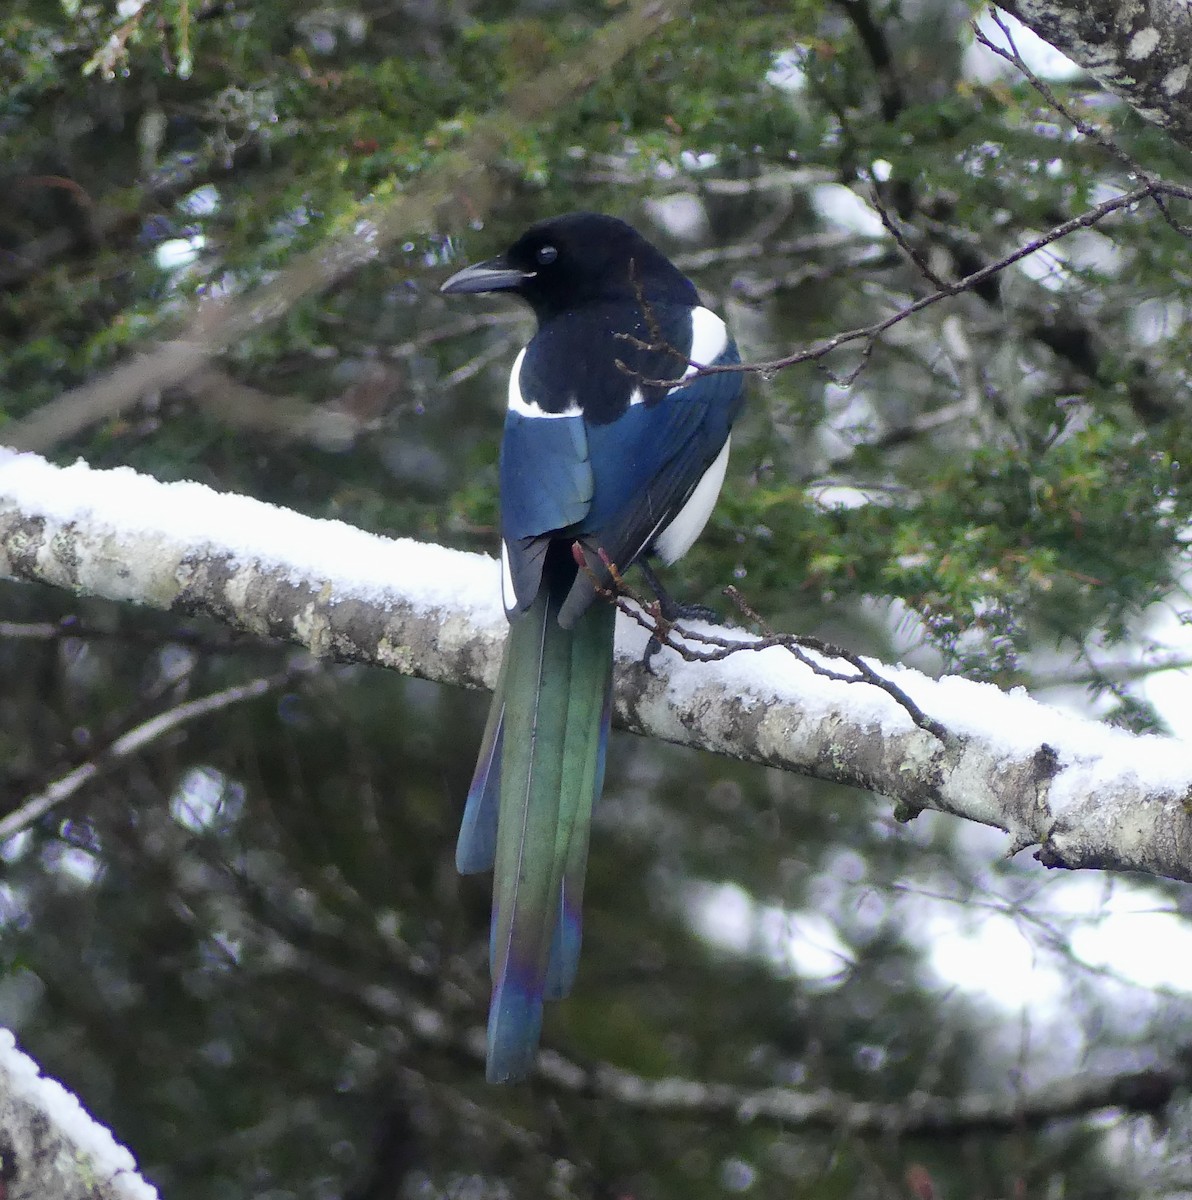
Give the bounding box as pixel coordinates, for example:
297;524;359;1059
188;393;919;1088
652;436;731;564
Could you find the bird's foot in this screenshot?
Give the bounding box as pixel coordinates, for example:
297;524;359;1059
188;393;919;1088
636;561;720;669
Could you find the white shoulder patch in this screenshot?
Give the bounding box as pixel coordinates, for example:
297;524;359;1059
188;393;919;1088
507;346;582;419
682;307;728;380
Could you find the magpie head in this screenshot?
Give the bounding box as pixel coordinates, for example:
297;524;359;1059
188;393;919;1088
440;212;698;319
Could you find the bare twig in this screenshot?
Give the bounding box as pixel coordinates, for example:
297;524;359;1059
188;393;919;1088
0;664;310;843
866;178;949;289
974;11;1192;240
640;180;1192;387
592;564;948;741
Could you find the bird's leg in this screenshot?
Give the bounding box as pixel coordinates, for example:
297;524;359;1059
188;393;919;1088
637;560;719;623
636;560;719;666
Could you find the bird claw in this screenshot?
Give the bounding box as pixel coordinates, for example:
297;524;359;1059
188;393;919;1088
641;632;665;670
665;599;719;624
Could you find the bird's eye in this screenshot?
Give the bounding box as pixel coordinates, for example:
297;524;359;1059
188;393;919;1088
535;245;558;266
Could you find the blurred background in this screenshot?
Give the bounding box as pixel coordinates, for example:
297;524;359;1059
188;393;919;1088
4;0;1192;1196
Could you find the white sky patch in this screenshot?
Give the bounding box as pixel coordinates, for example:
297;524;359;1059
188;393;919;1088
690;882;853;986
766;47;806;93
43;841;103;887
1130;297;1185;347
179;184;220;217
1047;875;1192;993
1;828;32;864
806;483;874;510
1072;908;1192;990
917;899;1067;1009
1147;664;1192;741
964;11;1083;83
170;765;245;835
0;1027;160;1199
644;192;709;241
1061;228;1124;276
155;234;205;271
1133;579;1192;740
1016;241;1070;291
810;183;886;238
901;856;1192;1013
679;149;719;173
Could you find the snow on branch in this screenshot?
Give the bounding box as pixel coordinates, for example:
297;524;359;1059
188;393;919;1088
998;0;1192;152
2;451;1192;883
0;1028;159;1200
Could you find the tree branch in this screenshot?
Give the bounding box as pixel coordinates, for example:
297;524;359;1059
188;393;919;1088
0;666;307;843
998;0;1192;154
0;1029;159;1200
2;452;1192;882
658;179;1192;387
301;951;1192;1136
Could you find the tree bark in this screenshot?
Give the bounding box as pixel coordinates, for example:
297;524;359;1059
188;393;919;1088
999;0;1192;152
0;1029;158;1200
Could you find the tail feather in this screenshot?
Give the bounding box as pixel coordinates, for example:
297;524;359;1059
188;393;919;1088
545;663;612;1000
456;655;506;875
483;558;615;1083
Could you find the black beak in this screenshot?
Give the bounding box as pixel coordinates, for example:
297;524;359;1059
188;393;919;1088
440;255;532;295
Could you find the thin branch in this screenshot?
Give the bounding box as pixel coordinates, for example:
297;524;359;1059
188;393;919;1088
599;574;948;741
0;614;264;654
645;180;1192;386
974;10;1192;239
865;178;949;290
0;665;308;843
997;0;1192;158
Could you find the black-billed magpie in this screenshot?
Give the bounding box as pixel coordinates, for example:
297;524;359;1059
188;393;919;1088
441;211;744;1082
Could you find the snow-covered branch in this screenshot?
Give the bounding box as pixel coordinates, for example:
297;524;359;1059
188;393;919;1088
0;1028;158;1200
998;0;1192;152
2;451;1192;882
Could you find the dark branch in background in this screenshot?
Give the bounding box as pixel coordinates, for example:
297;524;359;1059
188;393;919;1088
292;944;1192;1135
0;613;259;651
834;0;907;129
